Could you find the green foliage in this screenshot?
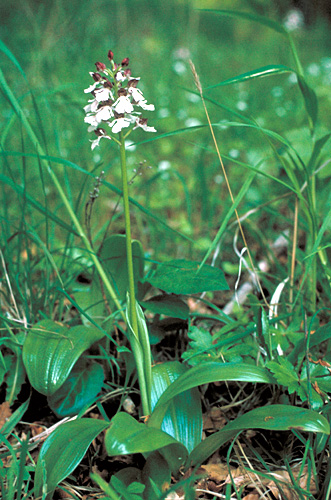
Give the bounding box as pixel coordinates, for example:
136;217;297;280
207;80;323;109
48;358;104;417
151;361;202;453
22;319;105;396
266;358;300;394
143;259;229;294
34;418;109;499
1;1;331;498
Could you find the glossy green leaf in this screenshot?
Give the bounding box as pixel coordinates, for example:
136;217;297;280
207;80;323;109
34;418;109;499
144;259;229;295
48;360;104;417
22;319;105;396
205;65;293;90
140;295;189;320
105;412;188;468
151;362;202;454
189;404;330;468
148;362;275;429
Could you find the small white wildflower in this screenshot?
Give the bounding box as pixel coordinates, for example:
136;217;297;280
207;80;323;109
84;82;99;93
84;51;156;147
109;117;132;133
134;117;156;132
94;87;113;102
90;128;112;150
95;105;114;122
84;114;100;127
113;95;134;114
84;99;99;114
115;71;127;82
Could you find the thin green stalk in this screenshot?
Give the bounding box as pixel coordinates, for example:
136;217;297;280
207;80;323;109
119;131;139;335
119;132;151;416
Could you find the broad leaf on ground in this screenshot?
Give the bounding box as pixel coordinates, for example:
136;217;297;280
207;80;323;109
22;319;104;396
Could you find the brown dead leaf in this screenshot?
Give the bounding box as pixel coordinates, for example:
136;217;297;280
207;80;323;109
0;401;11;429
242;494;260;500
203;406;226;432
199;463;230;483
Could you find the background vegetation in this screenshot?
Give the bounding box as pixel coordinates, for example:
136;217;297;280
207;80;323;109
1;0;331;498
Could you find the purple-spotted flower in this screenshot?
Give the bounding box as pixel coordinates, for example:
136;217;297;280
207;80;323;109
84;52;156;149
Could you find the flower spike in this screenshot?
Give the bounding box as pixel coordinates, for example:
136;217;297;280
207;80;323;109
84;51;156;149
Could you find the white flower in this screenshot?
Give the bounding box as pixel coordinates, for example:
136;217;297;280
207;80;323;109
95;105;113;122
90;129;112;150
84;99;99;114
84;114;99;127
115;71;127;82
113;95;134;114
134;118;156;132
94;87;113;102
84;82;99;93
129;87;155;111
109;117;132;133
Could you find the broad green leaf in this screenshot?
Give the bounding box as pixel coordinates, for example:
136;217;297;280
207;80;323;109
22;319;105;396
189;405;330;468
48;360;104;417
205;65;293;90
140;295;189;320
144;259;229;295
151;362;202;453
105;412;188;470
34;418;109;499
148;362;275;429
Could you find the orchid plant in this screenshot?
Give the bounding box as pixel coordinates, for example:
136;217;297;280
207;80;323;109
84;51;156;150
83;51;156;417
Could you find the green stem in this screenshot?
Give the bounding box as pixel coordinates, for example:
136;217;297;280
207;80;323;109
119;131;139;335
119;131;150;416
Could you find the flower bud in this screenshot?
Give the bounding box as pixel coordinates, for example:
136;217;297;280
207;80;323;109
121;57;129;67
92;72;102;82
95;62;106;71
108;50;114;61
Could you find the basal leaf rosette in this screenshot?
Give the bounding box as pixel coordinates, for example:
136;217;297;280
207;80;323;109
84;51;156;149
